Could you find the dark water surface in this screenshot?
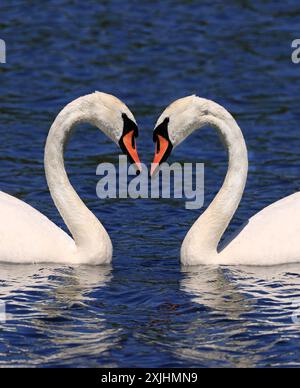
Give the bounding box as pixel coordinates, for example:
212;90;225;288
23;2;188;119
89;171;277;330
1;0;300;367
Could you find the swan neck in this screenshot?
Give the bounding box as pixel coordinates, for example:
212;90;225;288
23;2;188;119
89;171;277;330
182;106;248;262
44;98;111;260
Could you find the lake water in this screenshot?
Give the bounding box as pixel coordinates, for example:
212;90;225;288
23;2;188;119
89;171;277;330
1;0;300;367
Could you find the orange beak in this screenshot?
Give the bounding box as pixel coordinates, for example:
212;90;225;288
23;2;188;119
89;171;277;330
121;130;142;173
151;134;172;176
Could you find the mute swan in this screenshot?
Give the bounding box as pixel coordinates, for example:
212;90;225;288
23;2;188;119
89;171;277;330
0;92;141;265
151;96;300;266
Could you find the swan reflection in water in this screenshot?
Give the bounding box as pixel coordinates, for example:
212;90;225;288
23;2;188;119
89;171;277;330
180;264;300;367
0;264;119;367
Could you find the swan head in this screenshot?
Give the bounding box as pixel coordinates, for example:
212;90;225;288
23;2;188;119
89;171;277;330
151;95;205;175
92;92;142;171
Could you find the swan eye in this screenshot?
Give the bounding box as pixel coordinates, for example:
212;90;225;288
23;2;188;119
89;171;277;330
153;117;170;157
153;117;170;142
122;113;139;138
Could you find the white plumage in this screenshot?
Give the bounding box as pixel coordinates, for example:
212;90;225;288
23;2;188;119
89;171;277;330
0;92;137;265
155;96;300;266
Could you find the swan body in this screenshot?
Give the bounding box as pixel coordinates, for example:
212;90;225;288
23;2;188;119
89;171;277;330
218;192;300;266
152;95;300;266
0;92;140;264
0;191;76;264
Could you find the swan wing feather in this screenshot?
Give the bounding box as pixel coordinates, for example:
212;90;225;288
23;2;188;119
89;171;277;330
222;192;300;265
0;191;75;263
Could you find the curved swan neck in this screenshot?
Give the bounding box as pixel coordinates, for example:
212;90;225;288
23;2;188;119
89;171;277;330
182;101;248;263
44;96;112;261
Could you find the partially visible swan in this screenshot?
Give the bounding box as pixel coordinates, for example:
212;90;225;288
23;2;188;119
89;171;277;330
0;92;141;264
151;96;300;266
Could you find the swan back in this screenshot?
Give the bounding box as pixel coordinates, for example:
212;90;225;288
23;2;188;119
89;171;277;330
0;191;75;263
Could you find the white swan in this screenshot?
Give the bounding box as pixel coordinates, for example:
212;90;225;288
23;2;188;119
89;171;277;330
0;92;141;265
151;96;300;266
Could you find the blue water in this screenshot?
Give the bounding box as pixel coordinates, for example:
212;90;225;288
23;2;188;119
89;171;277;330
1;0;300;367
